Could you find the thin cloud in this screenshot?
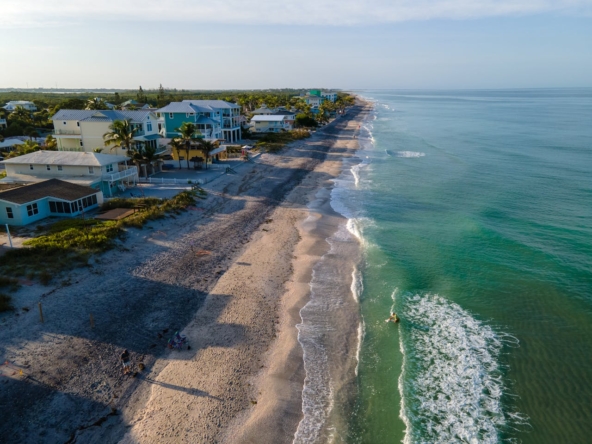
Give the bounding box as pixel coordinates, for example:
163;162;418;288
2;0;591;28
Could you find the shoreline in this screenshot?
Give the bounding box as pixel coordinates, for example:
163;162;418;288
0;99;372;443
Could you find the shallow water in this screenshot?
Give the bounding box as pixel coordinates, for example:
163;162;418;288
326;89;592;443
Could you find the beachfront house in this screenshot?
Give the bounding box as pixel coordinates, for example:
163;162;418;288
157;100;242;143
52;109;163;156
2;101;37;111
0;179;103;226
0;151;138;197
252;104;275;116
250;115;293;133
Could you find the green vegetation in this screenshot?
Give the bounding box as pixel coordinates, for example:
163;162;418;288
256;129;311;153
0;189;204;284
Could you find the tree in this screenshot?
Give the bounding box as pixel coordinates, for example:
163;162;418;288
137;86;147;104
24;127;40;140
134;143;161;177
197;139;217;170
8;106;33;126
175;122;201;169
157;84;167;107
44;134;57;150
169;138;184;169
103;119;138;155
85;97;109;110
295;114;317;128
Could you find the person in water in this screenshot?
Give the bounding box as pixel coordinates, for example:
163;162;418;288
388;313;400;323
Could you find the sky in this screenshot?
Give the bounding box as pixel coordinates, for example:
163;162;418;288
1;0;592;90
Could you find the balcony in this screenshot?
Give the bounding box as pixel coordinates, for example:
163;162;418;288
54;129;82;138
102;166;138;182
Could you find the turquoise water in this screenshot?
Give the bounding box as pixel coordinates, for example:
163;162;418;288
335;90;592;443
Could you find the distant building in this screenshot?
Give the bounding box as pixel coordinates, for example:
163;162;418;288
252;104;275;115
272;109;296;128
0;179;104;226
51;109;163;156
0;118;7;129
250;115;293;133
0;150;138;197
3;101;37;111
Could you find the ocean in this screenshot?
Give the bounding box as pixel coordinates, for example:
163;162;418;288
296;89;592;443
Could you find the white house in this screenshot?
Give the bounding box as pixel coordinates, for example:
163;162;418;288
0;151;137;197
252;104;275;115
0;118;7;129
0;179;103;226
3;101;37;111
321;91;338;102
250;115;293;133
52;109;163;156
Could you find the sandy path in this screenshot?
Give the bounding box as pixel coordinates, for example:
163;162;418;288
0;101;371;444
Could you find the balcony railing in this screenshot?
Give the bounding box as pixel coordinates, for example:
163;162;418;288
55;129;81;136
102;166;138;182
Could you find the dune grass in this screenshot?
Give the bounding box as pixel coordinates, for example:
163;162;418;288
256;129;311;153
0;189;204;285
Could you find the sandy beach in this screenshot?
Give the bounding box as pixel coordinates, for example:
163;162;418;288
0;99;372;444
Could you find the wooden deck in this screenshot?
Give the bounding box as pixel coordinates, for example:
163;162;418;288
95;208;136;221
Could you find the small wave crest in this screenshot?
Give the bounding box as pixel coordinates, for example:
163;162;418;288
396;151;425;158
398;293;525;443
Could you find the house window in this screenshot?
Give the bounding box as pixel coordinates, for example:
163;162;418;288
46;165;51;171
106;164;113;173
79;140;83;147
89;166;94;174
147;122;152;132
5;208;13;219
169;113;173;119
58;165;63;171
63;121;67;125
30;164;34;170
26;203;39;217
77;122;80;127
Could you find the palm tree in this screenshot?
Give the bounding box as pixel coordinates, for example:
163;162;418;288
103;119;138;155
175;122;201;169
85;97;109;110
44;134;57;150
198;139;218;170
169;138;184;169
135;143;161;177
9;106;33;125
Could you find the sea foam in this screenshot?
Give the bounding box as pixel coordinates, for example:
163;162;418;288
397;293;523;444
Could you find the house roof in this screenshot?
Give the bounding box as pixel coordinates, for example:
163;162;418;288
51;109;154;123
273;110;295;116
1;150;129;166
157;102;202;114
195;116;219;125
0;179;99;204
182;100;240;109
251;115;286;122
0;138;25;149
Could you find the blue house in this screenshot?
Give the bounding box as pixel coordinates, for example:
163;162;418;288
0;179;103;226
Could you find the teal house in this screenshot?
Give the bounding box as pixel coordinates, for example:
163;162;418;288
157;100;242;143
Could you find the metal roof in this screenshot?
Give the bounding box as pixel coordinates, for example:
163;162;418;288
51;109;154;123
195;116;219;125
0;179;99;205
251;115;286;122
157;102;201;114
182;100;240;109
1;151;129;166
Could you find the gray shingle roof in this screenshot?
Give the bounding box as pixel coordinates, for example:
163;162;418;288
157;102;201;114
52;109;154;123
0;179;99;204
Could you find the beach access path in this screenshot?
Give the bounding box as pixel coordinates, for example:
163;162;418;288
0;100;371;444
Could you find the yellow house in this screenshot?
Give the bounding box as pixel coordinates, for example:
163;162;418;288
170;141;227;168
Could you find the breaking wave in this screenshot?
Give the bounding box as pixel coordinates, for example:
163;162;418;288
397;293;526;444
